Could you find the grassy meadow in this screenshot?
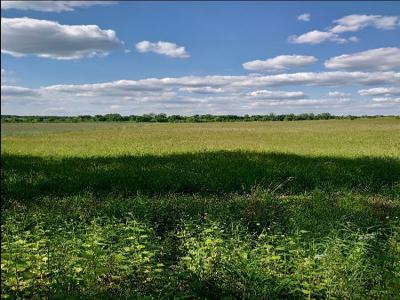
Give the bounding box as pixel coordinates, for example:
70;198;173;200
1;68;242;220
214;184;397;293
1;118;400;299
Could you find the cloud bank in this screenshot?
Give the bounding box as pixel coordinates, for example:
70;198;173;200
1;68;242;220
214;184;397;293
324;47;400;71
243;55;317;72
331;14;400;33
2;71;399;115
1;17;123;60
289;14;400;44
1;1;115;12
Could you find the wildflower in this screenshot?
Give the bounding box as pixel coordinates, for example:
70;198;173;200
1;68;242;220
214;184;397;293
358;233;376;241
314;254;324;260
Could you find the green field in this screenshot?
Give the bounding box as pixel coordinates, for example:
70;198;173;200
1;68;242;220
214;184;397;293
1;119;400;299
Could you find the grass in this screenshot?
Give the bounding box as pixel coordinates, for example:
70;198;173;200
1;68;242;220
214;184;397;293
1;118;400;299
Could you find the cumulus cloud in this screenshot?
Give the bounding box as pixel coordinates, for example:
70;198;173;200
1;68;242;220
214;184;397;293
65;71;400;91
247;90;306;100
1;1;115;12
358;87;400;97
357;87;400;107
231;71;399;88
289;14;400;45
297;13;311;22
330;14;400;33
325;91;352;104
288;30;347;44
3;71;398;101
178;87;224;94
370;97;400;103
1;17;123;60
136;41;190;58
324;47;400;71
1;85;39;98
328;91;351;97
251;99;328;107
3;71;400;115
243;55;317;72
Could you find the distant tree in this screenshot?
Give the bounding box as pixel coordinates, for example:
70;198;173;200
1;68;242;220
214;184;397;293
104;114;123;121
155;113;168;122
2;113;392;123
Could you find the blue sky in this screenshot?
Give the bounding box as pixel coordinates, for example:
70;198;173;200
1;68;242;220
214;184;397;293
1;1;400;115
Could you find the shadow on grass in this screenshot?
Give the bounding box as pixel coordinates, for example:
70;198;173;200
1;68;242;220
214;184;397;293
2;151;399;203
2;151;400;300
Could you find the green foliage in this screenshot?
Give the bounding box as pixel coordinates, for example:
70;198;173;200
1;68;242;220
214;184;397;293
1;214;162;298
2;202;399;298
1;119;399;298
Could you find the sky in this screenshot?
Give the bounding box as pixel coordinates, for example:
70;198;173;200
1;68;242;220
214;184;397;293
1;1;400;116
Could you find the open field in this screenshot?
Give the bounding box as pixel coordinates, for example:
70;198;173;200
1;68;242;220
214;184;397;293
1;118;400;299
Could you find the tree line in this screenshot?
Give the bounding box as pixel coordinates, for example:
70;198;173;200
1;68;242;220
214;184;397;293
1;113;396;123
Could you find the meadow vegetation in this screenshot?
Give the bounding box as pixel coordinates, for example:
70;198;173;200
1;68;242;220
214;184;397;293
1;118;399;299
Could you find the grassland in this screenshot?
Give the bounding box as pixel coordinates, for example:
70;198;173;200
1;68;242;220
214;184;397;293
1;118;400;299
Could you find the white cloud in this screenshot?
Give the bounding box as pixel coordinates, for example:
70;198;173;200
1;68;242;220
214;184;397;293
1;85;39;98
358;87;400;108
3;71;400;115
330;14;400;33
45;107;67;113
358;87;400;97
364;102;400;109
2;71;397;101
328;91;351;97
178;87;224;94
297;13;311;22
110;104;122;110
371;97;400;103
348;36;359;43
324;47;400;71
1;17;123;60
247;90;306;100
1;1;115;12
136;41;190;58
231;71;399;88
326;91;351;103
288;30;347;44
289;14;400;45
243;55;317;72
121;71;398;89
251;99;328;107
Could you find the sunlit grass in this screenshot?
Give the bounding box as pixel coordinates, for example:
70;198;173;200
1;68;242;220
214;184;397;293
2;118;399;157
1;118;399;299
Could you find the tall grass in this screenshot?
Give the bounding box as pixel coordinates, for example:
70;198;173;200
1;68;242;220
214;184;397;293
1;119;399;298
